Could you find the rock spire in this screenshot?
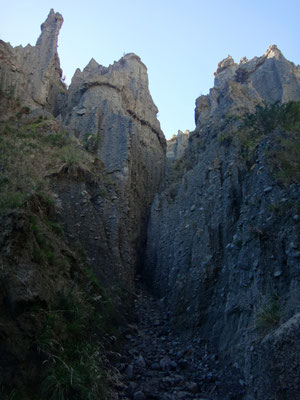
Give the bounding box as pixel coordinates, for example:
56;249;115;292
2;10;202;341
0;9;65;117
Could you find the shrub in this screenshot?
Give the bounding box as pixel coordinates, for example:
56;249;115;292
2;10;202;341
268;130;300;184
82;132;101;154
16;106;30;119
47;221;64;235
30;218;57;266
234;67;249;84
268;203;282;214
241;101;300;134
232;101;300;175
59;146;82;165
43;132;70;147
256;296;281;332
218;131;234;145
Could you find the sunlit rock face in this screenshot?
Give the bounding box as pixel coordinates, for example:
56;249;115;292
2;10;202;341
0;9;65;118
144;47;300;400
195;45;300;127
59;52;166;274
61;53;165;176
166;130;190;160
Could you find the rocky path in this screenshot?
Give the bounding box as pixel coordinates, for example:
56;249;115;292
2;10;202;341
115;284;246;400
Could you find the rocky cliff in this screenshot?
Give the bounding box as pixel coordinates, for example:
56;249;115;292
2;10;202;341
166;130;190;160
0;8;166;285
0;9;65;118
0;10;165;399
195;45;300;127
58;52;166;278
144;47;300;400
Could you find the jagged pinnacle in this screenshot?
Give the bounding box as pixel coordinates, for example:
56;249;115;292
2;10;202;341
36;9;63;56
265;44;285;60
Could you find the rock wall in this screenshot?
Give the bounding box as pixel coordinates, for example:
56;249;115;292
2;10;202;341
0;9;166;284
58;53;166;275
166;130;189;160
0;9;65;119
195;45;300;127
144;47;300;400
0;9;166;396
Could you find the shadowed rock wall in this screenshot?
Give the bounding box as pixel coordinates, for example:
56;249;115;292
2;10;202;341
144;47;300;400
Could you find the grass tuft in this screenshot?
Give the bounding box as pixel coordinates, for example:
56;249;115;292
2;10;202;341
256;296;281;332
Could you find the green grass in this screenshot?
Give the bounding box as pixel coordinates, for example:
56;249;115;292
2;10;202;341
268;130;300;184
42;131;70;147
0;110;120;399
0;388;18;400
29;218;57;265
40;361;101;400
240;101;300;134
268;200;300;216
0;192;28;213
217;101;300;183
0;121;48;214
0;115;97;214
256;296;281;332
82;132;102;154
217;130;234;145
47;221;64;235
35;276;116;400
58;145;82;165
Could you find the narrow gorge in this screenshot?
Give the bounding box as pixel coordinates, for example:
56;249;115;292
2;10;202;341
0;9;299;400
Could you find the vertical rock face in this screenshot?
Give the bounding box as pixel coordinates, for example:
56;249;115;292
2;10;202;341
166;130;189;160
0;9;65;117
61;53;165;173
195;45;300;127
0;10;166;396
59;54;166;274
144;47;300;399
0;9;166;282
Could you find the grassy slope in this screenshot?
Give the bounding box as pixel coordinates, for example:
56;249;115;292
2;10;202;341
0;104;122;399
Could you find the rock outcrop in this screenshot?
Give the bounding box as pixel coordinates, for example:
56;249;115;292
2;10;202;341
58;52;166;277
144;47;300;399
0;9;65;119
0;10;166;398
0;9;166;285
195;45;300;127
166;130;189;160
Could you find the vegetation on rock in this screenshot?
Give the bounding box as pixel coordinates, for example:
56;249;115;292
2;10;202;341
256;295;282;332
0;108;123;399
217;101;300;184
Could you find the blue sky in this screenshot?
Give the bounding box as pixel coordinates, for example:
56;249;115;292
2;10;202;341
1;0;299;138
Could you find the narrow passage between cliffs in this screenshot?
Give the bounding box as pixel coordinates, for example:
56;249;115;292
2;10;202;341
114;279;246;400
